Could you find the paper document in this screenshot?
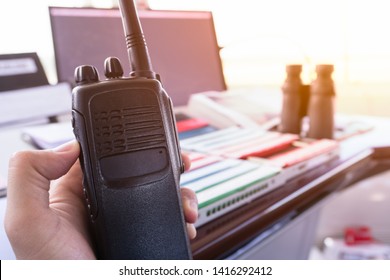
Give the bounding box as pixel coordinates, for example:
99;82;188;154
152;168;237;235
21;121;75;149
186;89;281;130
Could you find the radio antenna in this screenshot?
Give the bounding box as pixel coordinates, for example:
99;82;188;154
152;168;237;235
118;0;155;79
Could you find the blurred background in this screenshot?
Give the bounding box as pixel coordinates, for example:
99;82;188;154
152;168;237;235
1;0;390;115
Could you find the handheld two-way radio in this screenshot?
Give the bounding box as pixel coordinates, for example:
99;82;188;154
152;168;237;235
71;0;192;259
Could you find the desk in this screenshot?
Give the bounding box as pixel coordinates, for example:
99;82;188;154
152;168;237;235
190;115;390;259
1;115;390;260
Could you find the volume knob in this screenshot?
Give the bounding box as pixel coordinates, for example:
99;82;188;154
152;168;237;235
104;57;124;79
74;65;99;85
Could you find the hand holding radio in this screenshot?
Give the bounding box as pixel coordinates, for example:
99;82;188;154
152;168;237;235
5;141;198;259
72;0;192;259
6;0;194;260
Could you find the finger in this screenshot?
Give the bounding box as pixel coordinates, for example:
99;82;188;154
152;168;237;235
49;159;87;222
187;223;197;240
181;152;191;171
181;187;198;224
49;159;93;246
50;159;83;201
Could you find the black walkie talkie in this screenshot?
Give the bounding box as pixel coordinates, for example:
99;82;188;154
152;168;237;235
71;0;192;259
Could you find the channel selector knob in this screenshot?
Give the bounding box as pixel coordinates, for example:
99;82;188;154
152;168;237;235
74;65;99;85
104;57;124;79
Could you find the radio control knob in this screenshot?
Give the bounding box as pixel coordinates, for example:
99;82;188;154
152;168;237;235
75;65;99;85
104;57;124;79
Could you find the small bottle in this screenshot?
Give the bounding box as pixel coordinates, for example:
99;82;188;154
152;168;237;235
278;64;303;134
307;64;335;139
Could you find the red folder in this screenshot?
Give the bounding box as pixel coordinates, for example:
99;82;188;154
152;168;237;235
268;139;338;167
176;118;209;133
227;134;299;159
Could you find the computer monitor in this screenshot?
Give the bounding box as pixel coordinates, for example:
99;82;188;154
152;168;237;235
49;7;226;106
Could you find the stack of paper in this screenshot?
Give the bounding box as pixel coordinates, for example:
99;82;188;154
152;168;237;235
180;125;300;159
0;83;71;126
178;124;340;227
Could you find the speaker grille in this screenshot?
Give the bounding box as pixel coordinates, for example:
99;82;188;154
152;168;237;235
93;105;165;158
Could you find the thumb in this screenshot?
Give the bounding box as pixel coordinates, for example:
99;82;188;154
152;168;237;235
6;141;80;222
